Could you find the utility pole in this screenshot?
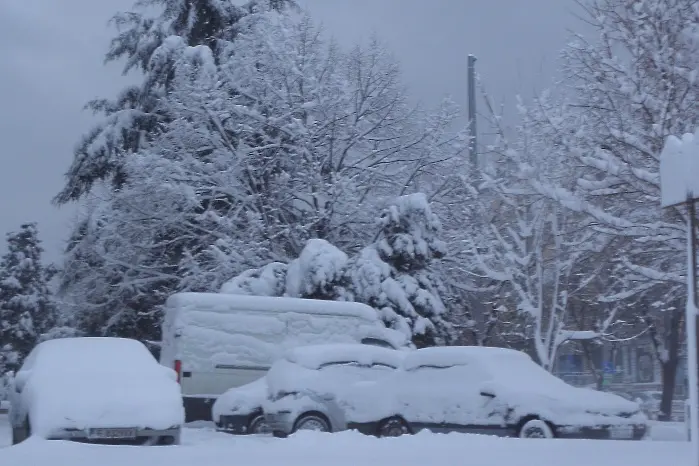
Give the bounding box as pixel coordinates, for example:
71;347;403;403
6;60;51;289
467;54;478;168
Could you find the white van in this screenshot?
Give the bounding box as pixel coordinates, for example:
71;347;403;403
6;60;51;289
159;292;408;421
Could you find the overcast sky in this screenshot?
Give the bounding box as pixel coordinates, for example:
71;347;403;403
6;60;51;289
0;0;582;263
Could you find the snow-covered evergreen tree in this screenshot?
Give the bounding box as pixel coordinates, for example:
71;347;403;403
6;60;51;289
343;193;453;347
54;0;297;204
0;223;57;373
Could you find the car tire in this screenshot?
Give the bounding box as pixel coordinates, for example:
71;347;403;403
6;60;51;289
376;417;411;437
292;413;331;433
248;414;270;435
12;418;30;445
518;419;554;439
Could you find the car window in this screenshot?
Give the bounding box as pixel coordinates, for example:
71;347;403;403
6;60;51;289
318;361;397;371
361;338;396;349
318;361;362;369
410;362;490;384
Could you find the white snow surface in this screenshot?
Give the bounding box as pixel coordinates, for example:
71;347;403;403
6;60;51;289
1;427;689;466
334;346;644;428
212;377;267;421
16;338;183;437
660;127;699;207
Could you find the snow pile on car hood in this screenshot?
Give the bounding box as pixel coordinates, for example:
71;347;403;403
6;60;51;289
18;338;184;437
265;344;404;401
212;377;268;422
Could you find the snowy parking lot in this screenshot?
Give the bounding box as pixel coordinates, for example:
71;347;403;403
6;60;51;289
0;415;690;466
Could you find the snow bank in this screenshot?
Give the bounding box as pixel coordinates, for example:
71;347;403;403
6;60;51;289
284;344;405;370
212;378;267;421
2;427;689;466
18;338;184;437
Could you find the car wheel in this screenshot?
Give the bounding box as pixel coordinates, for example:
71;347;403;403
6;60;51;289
248;414;271;435
293;413;331;433
519;419;554;439
12;418;30;445
377;417;411;437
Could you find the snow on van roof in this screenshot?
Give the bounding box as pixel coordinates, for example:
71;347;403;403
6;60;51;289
166;292;379;321
402;346;530;371
284;344;405;370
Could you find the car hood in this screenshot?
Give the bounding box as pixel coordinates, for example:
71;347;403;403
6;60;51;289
500;384;643;422
23;373;184;437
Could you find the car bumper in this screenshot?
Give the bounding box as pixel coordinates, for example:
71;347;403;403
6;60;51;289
264;411;296;436
217;414;252;435
556;423;647;440
48;426;181;445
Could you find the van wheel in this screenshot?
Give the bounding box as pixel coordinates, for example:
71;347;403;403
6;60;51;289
293;413;330;433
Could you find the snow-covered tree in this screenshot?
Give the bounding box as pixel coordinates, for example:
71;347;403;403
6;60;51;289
59;5;460;343
0;224;57;373
341;193;453;347
54;0;297;205
490;0;699;415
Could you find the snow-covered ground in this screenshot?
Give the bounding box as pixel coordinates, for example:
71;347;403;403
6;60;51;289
0;416;689;466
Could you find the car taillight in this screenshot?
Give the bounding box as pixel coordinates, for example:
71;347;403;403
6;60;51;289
174;359;182;384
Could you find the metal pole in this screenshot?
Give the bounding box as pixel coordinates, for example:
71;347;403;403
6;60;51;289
686;194;699;460
467;54;477;168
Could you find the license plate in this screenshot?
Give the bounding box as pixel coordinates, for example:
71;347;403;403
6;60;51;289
88;428;138;439
610;425;633;439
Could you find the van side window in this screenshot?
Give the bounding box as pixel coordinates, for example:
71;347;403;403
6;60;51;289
361;338;395;349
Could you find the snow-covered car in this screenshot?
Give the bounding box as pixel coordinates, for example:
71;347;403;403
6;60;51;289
8;337;184;445
329;346;648;440
263;343;406;436
213;377;271;435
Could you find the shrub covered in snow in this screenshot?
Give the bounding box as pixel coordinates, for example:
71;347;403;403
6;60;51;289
220;262;288;297
285;239;348;300
220;194;453;348
0;223;58;374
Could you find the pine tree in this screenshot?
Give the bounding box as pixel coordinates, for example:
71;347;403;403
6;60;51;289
54;0;297;204
0;223;57;373
343;193;453;347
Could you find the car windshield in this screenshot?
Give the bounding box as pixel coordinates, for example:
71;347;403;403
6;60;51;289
480;355;565;387
318;361;396;370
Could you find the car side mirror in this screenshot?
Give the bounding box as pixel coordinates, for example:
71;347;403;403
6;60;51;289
480;391;496;399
